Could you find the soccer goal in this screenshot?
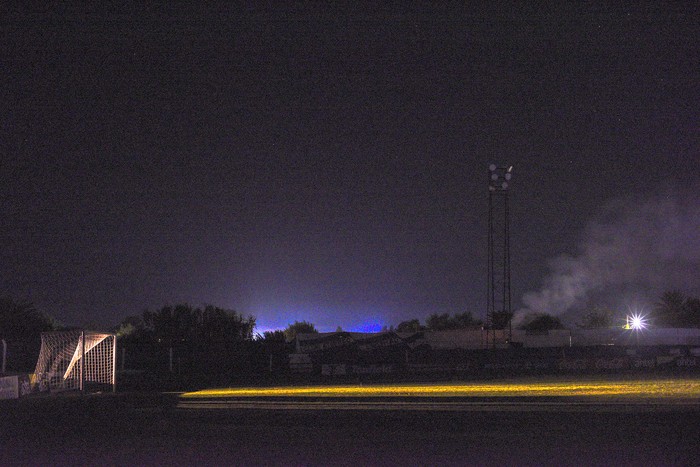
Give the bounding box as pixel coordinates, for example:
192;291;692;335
32;330;116;393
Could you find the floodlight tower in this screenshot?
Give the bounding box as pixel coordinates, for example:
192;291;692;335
487;164;513;347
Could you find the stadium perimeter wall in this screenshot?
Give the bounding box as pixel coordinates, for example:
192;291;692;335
290;329;700;379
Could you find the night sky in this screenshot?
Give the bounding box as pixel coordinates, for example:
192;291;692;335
2;3;699;332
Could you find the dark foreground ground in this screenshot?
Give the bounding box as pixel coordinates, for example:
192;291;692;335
1;393;699;466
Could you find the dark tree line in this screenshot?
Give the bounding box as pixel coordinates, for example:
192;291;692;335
0;296;60;372
120;303;256;344
281;321;318;341
395;312;483;332
576;307;615;329
389;290;700;334
654;291;700;328
115;304;262;388
541;290;700;331
520;314;565;332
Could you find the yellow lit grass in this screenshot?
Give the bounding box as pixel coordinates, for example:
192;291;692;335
182;378;700;399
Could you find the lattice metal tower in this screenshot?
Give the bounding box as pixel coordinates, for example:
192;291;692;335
487;164;513;347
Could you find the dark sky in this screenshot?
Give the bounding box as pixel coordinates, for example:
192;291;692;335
2;3;699;332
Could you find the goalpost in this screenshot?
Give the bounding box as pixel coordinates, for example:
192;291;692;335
32;330;117;393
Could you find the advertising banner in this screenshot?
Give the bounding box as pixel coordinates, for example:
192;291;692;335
0;375;19;400
557;359;590;371
676;356;699;368
321;364;347;376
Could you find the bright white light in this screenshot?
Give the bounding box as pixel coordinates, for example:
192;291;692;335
626;313;647;330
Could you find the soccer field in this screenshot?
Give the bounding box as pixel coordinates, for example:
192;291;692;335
181;375;700;400
3;376;700;465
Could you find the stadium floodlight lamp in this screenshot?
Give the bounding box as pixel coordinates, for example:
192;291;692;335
488;164;512;192
625;313;648;331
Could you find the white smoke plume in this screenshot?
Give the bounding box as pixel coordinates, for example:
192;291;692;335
520;191;700;320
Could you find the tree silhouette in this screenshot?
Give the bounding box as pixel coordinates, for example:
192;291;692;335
115;314;145;339
396;319;424;332
453;312;483;329
425;312;483;330
520;313;564;332
259;330;286;342
654;290;687;327
0;296;59;339
490;310;514;330
683;297;700;328
140;304;255;345
142;304;198;346
284;321;318;341
256;330;288;356
576;307;615;329
425;313;453;330
0;296;60;371
197;305;255;343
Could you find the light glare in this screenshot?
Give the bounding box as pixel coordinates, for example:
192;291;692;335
626;312;647;330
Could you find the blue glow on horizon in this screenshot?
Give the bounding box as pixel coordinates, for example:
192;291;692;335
253;306;389;334
351;319;384;333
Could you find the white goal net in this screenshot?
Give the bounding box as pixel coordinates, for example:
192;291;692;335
32;330;116;393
